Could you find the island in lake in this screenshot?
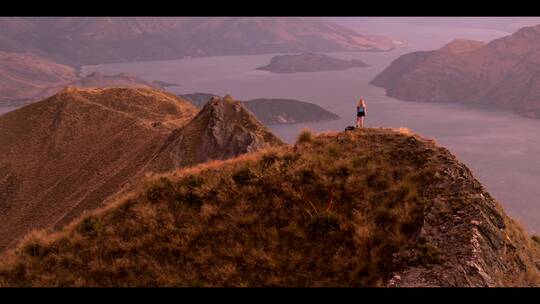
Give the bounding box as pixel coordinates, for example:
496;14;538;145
179;93;340;125
256;53;370;73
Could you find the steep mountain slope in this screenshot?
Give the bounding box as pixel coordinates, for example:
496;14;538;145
0;89;280;252
0;88;197;251
0;51;77;103
0;17;396;65
370;25;540;118
1;128;538;287
149;95;283;172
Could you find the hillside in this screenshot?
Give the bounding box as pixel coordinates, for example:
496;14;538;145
148;95;284;172
0;88;280;252
180;93;340;125
370;25;540;118
0;17;396;65
0;51;171;105
257;53;370;73
1;128;538;287
0;51;77;103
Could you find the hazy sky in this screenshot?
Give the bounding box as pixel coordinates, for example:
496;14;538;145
325;17;540;51
328;17;540;33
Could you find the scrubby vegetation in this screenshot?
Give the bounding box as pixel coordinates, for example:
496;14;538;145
0;128;441;287
296;128;314;145
0;128;539;287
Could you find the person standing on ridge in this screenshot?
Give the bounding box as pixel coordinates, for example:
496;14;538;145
356;98;367;128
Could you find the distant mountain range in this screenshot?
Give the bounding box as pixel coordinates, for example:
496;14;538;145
0;17;397;66
329;17;540;33
0;51;171;105
0;51;77;103
371;24;540;119
180;93;340;125
256;53;370;73
71;72;176;90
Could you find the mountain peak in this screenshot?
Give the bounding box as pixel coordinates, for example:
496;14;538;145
0;87;201;251
513;23;540;37
150;95;283;171
222;94;235;103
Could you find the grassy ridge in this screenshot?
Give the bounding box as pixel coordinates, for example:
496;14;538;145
1;128;538;287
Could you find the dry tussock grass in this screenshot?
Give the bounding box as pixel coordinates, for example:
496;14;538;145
0;128;537;287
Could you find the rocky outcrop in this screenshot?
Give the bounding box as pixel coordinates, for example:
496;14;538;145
150;95;284;171
371;25;540;119
257;53;370;73
386;142;540;287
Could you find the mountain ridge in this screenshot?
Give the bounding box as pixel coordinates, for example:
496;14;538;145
0;88;281;251
0;17;397;66
0;128;538;287
0;51;171;105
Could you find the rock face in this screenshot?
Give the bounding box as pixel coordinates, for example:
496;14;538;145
257;53;370;73
0;128;538;287
0;89;280;252
150;95;284;171
179;93;340;125
371;25;540;119
0;17;396;65
385;141;540;287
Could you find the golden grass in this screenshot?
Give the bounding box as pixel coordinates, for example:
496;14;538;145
296;128;314;145
0;128;538;287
